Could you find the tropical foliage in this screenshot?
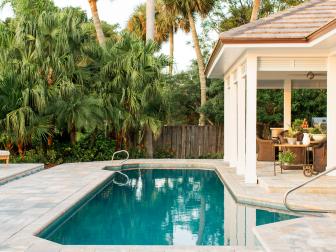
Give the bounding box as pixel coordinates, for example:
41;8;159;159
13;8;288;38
127;0;190;75
0;1;168;161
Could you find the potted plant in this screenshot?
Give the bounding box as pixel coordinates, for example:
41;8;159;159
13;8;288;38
309;127;326;142
286;127;298;145
279;150;296;166
292;119;303;132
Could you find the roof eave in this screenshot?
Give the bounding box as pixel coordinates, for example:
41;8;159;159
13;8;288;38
220;37;308;44
205;40;223;78
205;14;336;78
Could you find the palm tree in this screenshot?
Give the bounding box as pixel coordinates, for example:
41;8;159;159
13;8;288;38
146;0;155;41
127;4;168;45
250;0;262;22
157;2;190;75
128;2;189;75
163;0;216;126
99;33;168;150
52;82;104;145
88;0;106;46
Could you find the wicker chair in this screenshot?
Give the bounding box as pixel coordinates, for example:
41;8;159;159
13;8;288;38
313;139;327;173
256;136;275;161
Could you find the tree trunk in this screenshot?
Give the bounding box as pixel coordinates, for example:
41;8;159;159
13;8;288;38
250;0;262;22
169;27;174;75
47;135;53;146
146;0;155;41
188;10;207;126
18;141;24;159
70;125;76;145
88;0;106;46
145;126;153;158
144;0;155;157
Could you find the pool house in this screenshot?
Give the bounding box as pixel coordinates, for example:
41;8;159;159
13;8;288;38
206;0;336;183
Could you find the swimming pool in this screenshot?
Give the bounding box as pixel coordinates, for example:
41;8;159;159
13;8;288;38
38;169;297;246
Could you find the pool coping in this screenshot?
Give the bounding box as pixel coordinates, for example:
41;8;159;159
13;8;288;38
0;164;44;186
1;159;334;252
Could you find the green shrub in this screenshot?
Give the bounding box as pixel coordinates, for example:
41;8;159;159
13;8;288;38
55;133;116;163
199;153;223;159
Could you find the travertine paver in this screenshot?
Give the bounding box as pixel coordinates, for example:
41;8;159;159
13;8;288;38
216;162;336;212
254;216;336;252
257;162;336;193
0;159;335;252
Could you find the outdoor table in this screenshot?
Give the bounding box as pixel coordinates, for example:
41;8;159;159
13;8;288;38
273;142;319;177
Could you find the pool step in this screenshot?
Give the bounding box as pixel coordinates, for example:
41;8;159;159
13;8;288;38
258;175;336;194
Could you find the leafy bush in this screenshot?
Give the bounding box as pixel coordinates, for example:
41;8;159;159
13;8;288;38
12;149;58;165
55;133;116;163
199;153;223;159
12;132;116;164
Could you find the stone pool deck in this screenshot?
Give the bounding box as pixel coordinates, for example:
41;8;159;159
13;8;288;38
0;159;335;252
0;164;44;186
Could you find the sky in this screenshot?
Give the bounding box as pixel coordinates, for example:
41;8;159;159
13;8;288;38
0;0;213;72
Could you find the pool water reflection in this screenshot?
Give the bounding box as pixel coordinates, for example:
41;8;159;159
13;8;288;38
39;169;297;246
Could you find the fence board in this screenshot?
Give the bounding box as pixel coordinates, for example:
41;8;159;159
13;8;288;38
153;125;224;158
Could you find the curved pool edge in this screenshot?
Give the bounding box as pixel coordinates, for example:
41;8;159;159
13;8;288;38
104;161;308;215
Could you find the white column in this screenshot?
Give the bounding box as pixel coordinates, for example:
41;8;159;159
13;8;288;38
245;55;258;184
284;79;292;130
230;74;238;167
237;67;246;175
227;77;233;166
245;207;256;248
236;205;247;246
224;78;230;163
327;56;336;173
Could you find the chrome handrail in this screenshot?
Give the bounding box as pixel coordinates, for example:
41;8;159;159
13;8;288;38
112;150;129;164
284;167;336;213
111;150;130;186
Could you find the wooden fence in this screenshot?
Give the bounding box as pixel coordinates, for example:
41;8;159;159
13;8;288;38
153;125;224;158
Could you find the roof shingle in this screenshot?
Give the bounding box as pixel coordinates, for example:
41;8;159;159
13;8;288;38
220;0;336;42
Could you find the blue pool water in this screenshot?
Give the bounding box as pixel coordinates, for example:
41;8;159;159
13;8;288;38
39;169;297;246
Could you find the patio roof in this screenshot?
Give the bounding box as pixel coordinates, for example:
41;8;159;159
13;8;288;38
206;0;336;76
220;0;336;43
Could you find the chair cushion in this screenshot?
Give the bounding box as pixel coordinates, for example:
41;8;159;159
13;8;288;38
0;150;10;156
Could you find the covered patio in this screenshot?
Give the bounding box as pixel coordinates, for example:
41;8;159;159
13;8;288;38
206;0;336;183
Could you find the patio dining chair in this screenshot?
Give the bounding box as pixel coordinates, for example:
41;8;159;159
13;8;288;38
256;136;275;161
313;139;327;173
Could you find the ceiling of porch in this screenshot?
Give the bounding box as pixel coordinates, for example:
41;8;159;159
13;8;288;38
258;71;327;89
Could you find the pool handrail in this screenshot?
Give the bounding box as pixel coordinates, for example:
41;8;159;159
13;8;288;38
112;150;129;164
284;166;336;213
111;150;130;186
